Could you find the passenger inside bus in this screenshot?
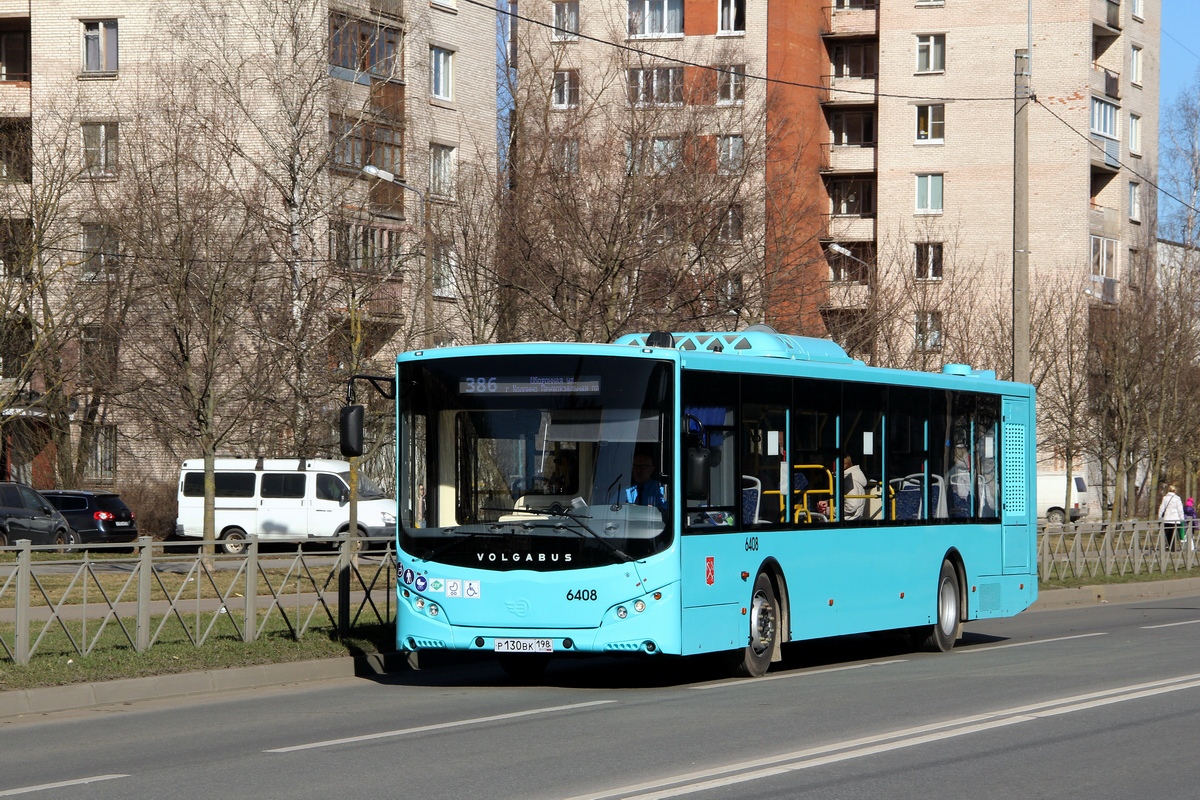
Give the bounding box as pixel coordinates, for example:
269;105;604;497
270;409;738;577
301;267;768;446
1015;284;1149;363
626;448;667;512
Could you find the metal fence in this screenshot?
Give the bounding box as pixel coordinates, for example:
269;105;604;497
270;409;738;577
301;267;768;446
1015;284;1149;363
0;536;396;666
2;522;1194;666
1039;519;1200;580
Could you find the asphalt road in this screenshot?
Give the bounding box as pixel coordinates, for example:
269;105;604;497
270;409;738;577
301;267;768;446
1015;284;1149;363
4;595;1200;799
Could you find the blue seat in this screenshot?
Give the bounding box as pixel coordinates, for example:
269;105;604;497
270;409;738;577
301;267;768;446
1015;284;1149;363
742;475;761;524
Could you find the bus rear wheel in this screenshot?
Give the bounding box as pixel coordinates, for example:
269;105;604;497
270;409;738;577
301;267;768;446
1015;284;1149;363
733;572;778;678
912;560;961;652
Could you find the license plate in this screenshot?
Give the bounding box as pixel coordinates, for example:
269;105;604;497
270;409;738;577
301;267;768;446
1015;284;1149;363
494;638;553;653
115;521;130;527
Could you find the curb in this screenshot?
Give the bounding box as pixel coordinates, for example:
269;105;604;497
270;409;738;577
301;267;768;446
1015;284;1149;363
0;656;367;721
6;580;1200;720
1031;576;1200;611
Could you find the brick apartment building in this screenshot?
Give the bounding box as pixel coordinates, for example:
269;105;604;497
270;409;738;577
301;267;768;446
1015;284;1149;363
0;0;497;489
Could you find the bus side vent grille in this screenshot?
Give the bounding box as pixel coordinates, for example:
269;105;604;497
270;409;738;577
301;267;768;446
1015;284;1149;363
603;641;644;652
978;583;1001;614
410;637;447;649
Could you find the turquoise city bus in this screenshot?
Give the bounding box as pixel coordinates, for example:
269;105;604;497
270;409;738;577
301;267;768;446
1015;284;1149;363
345;326;1037;678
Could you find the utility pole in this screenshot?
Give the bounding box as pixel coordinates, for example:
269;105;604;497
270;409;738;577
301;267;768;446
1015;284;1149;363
1013;46;1032;385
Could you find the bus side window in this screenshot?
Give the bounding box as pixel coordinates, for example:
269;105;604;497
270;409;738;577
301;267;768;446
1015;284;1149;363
791;377;840;524
682;371;738;529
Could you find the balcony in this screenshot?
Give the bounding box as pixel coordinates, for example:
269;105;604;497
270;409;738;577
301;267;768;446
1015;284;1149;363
822;279;872;310
823;213;876;241
1091;65;1120;100
1086;274;1118;304
821;2;878;38
1093;0;1121;33
1090;134;1120;172
1089;204;1120;238
821;142;876;173
819;74;878;105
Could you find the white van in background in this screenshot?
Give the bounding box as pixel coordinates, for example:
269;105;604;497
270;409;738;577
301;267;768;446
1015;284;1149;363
1037;472;1090;523
176;458;395;554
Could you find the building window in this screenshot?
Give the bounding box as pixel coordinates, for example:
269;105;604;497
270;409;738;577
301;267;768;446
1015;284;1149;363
328;14;401;79
81;224;119;281
626;137;680;175
430;46;453;101
552;69;580;108
1129;181;1141;222
915;173;943;214
626;67;683;106
1130;45;1142;85
551;137;580;174
553;1;580;40
915;311;943;352
81;122;118;177
331;222;401;275
0;29;29;82
1091;235;1118;279
915;242;943;279
1091;97;1118;139
627;0;683;37
831;42;877;78
80;323;117;384
0;316;30;379
0;219;31;281
1132;0;1144;18
916;34;945;73
430;144;456;198
718;205;743;241
82;20;118;74
432;238;458;298
0;118;32;181
1129;114;1142;154
828;243;870;283
916;104;944;142
329;117;402;174
831;110;874;145
83;424;117;482
717;65;745;104
829;178;874;216
718;0;745;34
717;135;744;174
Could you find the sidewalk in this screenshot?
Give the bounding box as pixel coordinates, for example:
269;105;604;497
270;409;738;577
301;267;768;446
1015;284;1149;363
4;578;1200;721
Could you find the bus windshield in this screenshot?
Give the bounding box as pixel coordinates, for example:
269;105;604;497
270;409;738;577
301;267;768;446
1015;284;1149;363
399;354;674;569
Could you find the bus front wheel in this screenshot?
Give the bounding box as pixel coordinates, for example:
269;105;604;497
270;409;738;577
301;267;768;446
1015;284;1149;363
734;572;778;678
912;560;961;652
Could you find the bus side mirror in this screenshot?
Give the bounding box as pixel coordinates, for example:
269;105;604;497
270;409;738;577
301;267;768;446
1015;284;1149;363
686;446;710;500
340;405;364;457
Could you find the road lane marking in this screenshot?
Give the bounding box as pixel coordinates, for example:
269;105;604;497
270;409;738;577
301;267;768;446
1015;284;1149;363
691;659;908;690
1142;619;1200;629
957;632;1107;652
0;775;129;796
264;700;616;753
567;673;1200;800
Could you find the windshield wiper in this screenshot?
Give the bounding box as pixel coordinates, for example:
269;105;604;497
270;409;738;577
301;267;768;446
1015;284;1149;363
499;506;636;564
417;524;521;563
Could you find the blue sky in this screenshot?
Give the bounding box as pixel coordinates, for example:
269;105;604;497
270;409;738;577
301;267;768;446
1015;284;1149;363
1161;0;1199;114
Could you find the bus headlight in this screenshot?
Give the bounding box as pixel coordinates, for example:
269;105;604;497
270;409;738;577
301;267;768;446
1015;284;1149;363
634;600;646;613
428;604;440;617
415;598;426;610
616;606;628;619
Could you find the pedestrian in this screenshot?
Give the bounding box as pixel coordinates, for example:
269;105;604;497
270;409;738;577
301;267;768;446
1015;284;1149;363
1185;497;1197;551
1158;484;1185;552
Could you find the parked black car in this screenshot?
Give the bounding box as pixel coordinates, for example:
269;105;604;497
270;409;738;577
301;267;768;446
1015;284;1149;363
0;481;73;547
41;490;138;545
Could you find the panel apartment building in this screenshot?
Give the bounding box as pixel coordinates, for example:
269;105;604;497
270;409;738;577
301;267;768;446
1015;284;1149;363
0;0;496;492
514;0;1159;368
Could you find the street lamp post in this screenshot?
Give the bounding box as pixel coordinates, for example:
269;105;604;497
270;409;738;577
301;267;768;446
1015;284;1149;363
362;165;434;349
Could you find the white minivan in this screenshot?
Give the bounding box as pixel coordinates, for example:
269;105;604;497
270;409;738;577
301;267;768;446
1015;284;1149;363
1037;472;1090;524
176;458;395;554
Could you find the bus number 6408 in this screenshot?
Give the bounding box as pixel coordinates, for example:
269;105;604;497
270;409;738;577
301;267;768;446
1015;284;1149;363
745;536;759;552
566;589;597;601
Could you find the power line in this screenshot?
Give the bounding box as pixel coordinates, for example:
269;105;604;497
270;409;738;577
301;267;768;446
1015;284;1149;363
474;0;1016;104
1033;99;1200;217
